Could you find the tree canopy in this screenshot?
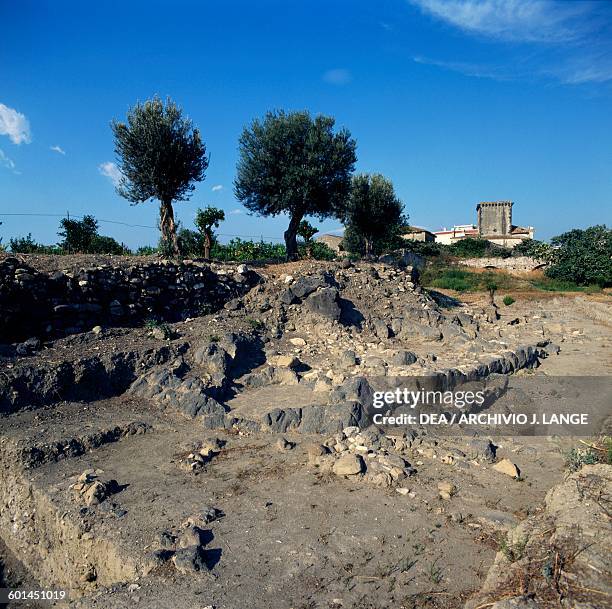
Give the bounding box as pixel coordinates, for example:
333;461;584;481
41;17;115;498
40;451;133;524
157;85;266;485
546;225;611;287
234;110;356;259
342;174;406;257
111;96;208;255
195;206;225;259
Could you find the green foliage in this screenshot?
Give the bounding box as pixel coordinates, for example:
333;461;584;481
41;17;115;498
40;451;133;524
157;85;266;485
57;215;129;254
512;239;552;261
342;174;406;257
195;206;225;258
299;240;336;260
246;317;264;331
503;295;516;306
499;536;528;562
10;234;60;254
136;245;157;256
530;277;602;293
449;237;511;259
234;109;356;259
546;225;611;287
177;228;204;256
297;220;318;242
58;215;98;252
211;238;286;262
111;96;209;254
144;318;175;339
421;263;515;293
89;235;130;255
400;239;446;257
565;447;598;473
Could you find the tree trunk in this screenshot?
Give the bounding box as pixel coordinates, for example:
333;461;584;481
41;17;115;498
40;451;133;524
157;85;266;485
204;231;212;259
160;200;179;256
284;214;302;261
364;237;373;258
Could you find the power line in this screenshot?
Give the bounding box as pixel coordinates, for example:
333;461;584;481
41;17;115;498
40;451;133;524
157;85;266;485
0;212;286;241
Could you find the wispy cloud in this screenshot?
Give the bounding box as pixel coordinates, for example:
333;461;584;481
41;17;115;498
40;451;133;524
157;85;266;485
323;68;353;85
413;55;516;81
409;0;591;43
229;208;244;215
211;184;224;192
0;103;31;145
409;0;612;85
50;145;66;155
98;161;122;187
0;149;16;171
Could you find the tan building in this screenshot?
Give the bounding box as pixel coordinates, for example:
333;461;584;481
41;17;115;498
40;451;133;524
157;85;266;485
315;234;344;253
401;226;436;242
434;202;534;248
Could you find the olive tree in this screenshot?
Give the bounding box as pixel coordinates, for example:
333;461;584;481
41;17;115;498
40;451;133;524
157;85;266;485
195;206;225;259
111;96;208;255
343;174;405;257
234;110;356;260
297;220;318;257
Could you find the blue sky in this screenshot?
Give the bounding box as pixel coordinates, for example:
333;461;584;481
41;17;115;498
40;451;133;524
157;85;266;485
1;0;611;249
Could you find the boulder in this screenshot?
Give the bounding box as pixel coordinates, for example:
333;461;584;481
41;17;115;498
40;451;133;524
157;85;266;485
492;458;520;478
333;454;365;476
304;288;341;321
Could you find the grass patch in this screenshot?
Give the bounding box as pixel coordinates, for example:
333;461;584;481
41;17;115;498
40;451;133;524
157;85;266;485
421;262;605;295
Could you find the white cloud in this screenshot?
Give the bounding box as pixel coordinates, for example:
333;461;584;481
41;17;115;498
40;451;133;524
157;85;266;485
0;103;31;145
0;148;16;171
212;184;224;192
409;0;612;85
50;145;66;155
98;161;122;187
323;68;353;85
409;0;590;43
229;208;244;215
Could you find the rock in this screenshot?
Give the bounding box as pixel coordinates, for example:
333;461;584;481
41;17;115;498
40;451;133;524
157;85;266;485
340;350;357;367
82;480;109;506
279;288;298;305
291;275;328;298
304;287;341;321
269;355;300;369
15;337;41;356
151;327;167;340
468;438;497;462
396;487;410;496
305;443;328;460
439;491;452;501
276;437;295;451
236;264;249;274
172;545;210;574
389;350;417;366
92;325;103;334
437;481;456;495
493;458;520;478
289;337;307;346
341;258;352;269
333;454;365;476
200;506;222;524
178;525;205;548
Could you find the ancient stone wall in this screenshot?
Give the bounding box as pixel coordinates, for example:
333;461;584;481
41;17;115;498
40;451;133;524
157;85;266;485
460;256;546;273
0;257;260;342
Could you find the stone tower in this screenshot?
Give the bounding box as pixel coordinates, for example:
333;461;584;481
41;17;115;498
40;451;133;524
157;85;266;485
477;201;513;236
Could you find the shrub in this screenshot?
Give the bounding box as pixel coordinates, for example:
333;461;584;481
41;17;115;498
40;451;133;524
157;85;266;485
136;245;158;256
503;295;515;306
565;447;598;472
10;234;59;254
546;225;611;287
449;238;511;259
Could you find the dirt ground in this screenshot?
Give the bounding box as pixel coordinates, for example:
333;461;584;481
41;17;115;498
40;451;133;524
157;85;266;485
0;259;610;609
